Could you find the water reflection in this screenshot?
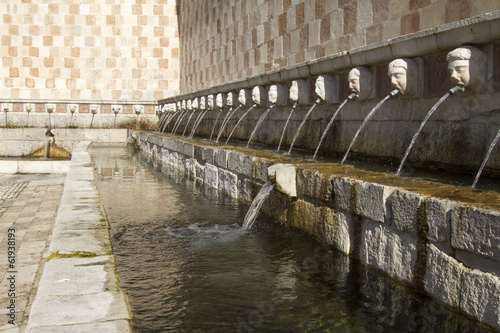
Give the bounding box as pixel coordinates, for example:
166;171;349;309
89;144;493;333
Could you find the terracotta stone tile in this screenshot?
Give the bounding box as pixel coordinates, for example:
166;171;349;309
341;0;357;34
320;15;330;43
35;104;44;113
373;0;390;22
45;78;55;89
315;0;325;19
29;25;40;35
79;104;89;113
9;25;19;35
56;104;66;113
43;36;53;46
296;2;305;27
64;58;74;68
50;26;61;35
3;14;12;24
8;46;18;57
400;11;420;35
65;14;75;25
279;12;287;35
28;47;38;57
29;68;39;77
284;0;291;11
445;0;471;23
9;68;19;78
23;57;32;67
25;78;35;88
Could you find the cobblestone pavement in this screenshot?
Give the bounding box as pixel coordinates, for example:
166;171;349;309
0;174;65;333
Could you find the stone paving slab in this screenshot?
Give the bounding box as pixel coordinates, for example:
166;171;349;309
0;141;132;332
0;174;65;332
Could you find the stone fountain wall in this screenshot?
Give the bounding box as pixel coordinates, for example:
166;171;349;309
160;12;500;177
137;131;500;330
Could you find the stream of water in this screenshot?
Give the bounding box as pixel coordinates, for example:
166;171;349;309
89;144;491;333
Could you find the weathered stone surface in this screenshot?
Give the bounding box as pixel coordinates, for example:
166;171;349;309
332;176;355;211
27;320;132;333
451;206;500;260
360;219;417;283
204;163;219;189
326;210;354;255
214;148;229;168
227;151;254;177
195;160;204;181
355;181;394;223
218;169;238;199
426;197;456;244
389;189;427;234
424;244;463;307
252;158;274;182
297;169;332;202
290;200;325;239
460;269;500;330
275;165;297;198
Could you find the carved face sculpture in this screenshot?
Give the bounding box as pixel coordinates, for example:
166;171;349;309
199;97;206;110
348;67;373;100
448;58;470;87
186;99;192;111
447;46;487;91
177;101;182;112
252;86;262;105
268;84;286;105
315;76;326;100
207;95;214;109
238;89;248;105
227;92;234;106
192;98;199;110
388;59;408;94
290;81;300;101
216;93;225;109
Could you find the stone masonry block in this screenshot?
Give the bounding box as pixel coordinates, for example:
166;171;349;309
451;206;500;261
332;176;355;211
252;158;274;182
360;219;417;284
388;189;427;235
355;181;394;223
218;169;238;200
460;269;500;330
426;197;457;244
195;160;204;181
424;244;463;308
296;169;332;203
214;148;229;168
227;151;254;177
182;142;194;157
202;146;215;165
204;163;218;189
326;210;354;256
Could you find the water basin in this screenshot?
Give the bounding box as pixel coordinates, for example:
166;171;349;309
89;143;492;332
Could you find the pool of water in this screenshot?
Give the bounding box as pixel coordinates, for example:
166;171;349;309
89;144;492;333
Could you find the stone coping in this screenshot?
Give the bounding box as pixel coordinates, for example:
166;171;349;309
26;141;132;332
0;99;158;106
159;10;500;103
